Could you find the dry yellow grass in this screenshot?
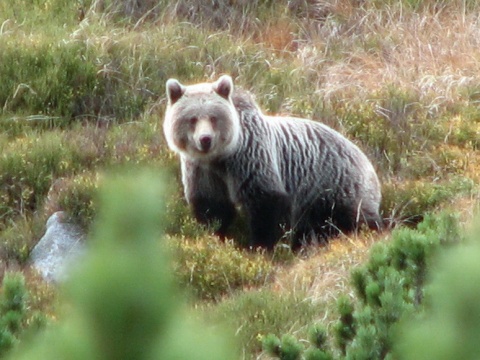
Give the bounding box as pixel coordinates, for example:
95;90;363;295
271;231;384;322
289;3;480;109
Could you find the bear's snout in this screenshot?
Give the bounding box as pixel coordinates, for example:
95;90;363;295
199;135;212;152
193;117;216;153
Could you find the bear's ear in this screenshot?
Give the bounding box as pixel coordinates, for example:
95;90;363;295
213;75;234;100
166;79;185;105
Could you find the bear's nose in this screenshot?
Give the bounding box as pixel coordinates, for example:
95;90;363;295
199;135;212;151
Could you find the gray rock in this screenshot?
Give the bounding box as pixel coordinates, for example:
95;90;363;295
30;211;86;283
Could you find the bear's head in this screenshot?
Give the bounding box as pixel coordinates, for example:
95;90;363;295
163;75;241;160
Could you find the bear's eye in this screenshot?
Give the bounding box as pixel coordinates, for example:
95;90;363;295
189;117;198;125
210;116;217;125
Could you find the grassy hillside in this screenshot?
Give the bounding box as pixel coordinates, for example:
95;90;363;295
0;0;479;358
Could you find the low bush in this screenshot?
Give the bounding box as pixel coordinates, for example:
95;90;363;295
0;130;99;228
0;132;71;226
168;235;274;301
43;172;101;231
0;42;99;119
263;212;464;359
381;177;475;226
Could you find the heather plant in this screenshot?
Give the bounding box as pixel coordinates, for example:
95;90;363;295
0;130;93;228
0;133;69;226
44;172;101;231
381;177;475;226
169;234;274;301
0;42;99;119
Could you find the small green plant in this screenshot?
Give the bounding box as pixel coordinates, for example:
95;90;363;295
0;272;46;357
263;334;304;360
0;216;45;264
0;42;100;119
0;131;83;225
44;172;100;231
0;273;28;356
333;212;462;359
381;177;474;226
263;325;334;360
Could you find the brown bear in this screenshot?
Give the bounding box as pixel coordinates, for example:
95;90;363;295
164;75;382;249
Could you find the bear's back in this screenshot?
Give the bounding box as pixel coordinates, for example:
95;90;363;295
262;115;378;195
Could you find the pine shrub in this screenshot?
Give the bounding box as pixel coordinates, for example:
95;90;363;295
0;273;46;357
263;212;463;360
0;273;28;356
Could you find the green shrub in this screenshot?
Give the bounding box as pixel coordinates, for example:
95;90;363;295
0;216;47;264
169;235;274;301
0;117;169;232
0;134;64;225
0;273;46;357
263;334;304;360
0;38;156;124
0;131;91;227
44;172;100;231
334;212;462;359
397;223;480;359
9;171;237;360
0;42;99;119
338;88;446;177
381;177;475;226
263;212;464;360
263;325;334;360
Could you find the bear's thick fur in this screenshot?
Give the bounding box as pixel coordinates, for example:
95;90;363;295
164;75;382;249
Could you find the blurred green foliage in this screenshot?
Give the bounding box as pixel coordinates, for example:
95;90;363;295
397;224;480;360
8;171;237;359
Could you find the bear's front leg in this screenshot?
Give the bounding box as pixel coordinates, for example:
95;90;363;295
191;196;236;238
182;158;237;238
245;191;291;250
